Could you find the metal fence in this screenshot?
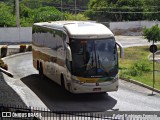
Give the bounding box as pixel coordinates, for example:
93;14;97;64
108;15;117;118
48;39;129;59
1;104;160;120
0;104;117;120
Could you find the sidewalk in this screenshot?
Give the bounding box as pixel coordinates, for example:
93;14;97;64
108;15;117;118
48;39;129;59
0;45;30;106
155;51;160;63
0;45;30;56
148;50;160;63
0;72;27;106
0;45;19;48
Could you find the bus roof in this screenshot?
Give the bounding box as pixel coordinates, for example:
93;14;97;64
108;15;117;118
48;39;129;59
34;21;114;39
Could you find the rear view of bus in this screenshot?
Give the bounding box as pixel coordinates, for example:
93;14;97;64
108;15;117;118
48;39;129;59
32;21;121;94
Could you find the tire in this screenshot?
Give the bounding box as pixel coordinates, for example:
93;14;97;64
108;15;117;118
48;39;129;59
61;75;65;89
37;61;39;70
39;62;44;76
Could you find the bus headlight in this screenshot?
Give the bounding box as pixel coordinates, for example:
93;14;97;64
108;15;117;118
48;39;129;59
72;79;84;85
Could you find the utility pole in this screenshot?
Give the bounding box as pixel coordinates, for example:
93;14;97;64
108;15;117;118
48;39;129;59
149;40;157;95
75;0;77;14
61;0;63;20
152;40;155;95
15;0;20;27
61;0;62;12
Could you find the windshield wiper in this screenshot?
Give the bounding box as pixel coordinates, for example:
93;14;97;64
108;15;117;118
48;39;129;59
93;42;98;74
97;54;100;68
91;53;94;66
97;53;106;72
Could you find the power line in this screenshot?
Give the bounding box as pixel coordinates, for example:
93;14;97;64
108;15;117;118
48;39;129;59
56;7;160;14
91;6;160;9
84;10;160;14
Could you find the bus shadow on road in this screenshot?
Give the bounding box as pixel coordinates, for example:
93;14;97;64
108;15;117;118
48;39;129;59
21;74;117;112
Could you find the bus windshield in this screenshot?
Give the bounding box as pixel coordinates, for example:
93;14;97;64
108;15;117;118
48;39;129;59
70;38;118;79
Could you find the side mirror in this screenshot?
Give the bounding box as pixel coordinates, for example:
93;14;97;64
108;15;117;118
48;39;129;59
116;41;124;58
66;43;72;61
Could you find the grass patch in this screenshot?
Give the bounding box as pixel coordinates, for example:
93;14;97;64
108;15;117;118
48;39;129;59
119;45;160;90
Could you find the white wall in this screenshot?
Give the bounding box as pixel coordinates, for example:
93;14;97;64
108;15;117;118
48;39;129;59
0;21;159;42
0;27;32;43
110;21;160;35
110;21;160;30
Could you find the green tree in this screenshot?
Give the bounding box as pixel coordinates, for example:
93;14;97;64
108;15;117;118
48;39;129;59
86;0;110;22
64;12;89;20
20;0;42;9
143;24;160;43
143;0;160;20
33;6;63;22
20;3;33;18
19;3;34;26
0;2;16;27
86;0;145;22
116;0;144;21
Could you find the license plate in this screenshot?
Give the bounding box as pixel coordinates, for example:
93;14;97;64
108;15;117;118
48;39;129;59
93;88;101;91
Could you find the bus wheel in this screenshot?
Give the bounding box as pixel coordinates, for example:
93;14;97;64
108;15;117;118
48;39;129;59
61;75;65;89
37;61;39;70
39;62;43;76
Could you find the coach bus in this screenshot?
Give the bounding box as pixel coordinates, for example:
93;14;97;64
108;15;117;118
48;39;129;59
32;21;123;93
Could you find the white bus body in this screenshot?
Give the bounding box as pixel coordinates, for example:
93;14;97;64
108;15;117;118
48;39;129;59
32;21;121;93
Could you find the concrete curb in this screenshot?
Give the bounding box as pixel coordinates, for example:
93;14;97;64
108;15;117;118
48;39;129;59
121;77;160;93
2;52;31;60
0;68;13;78
1;52;31;77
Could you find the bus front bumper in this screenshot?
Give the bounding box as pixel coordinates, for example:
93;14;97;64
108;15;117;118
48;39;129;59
70;79;119;94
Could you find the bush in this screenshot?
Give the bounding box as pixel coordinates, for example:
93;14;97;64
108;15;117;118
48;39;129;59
64;12;89;21
19;44;26;52
2;63;8;70
1;45;8;58
27;45;32;51
0;59;8;70
33;6;63;22
133;59;151;72
126;59;151;77
128;66;142;76
0;59;4;66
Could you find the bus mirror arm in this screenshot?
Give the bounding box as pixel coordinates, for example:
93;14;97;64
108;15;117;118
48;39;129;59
66;44;72;61
116;41;124;58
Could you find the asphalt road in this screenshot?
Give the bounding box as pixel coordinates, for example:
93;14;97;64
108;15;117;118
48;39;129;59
3;53;160;112
115;36;160;48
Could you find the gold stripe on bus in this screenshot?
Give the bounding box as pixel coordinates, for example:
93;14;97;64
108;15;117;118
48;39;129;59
77;77;99;83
